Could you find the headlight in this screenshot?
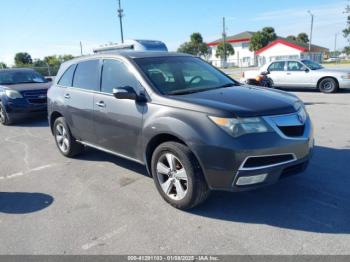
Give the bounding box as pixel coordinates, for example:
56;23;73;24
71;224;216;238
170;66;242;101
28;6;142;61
341;74;350;79
209;116;271;137
5;89;23;99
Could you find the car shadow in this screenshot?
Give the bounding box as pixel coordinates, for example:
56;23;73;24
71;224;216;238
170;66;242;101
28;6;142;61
189;145;350;234
13;116;49;128
0;192;54;214
75;147;149;177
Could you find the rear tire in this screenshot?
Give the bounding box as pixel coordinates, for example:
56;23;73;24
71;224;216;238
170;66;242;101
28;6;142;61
0;103;12;126
151;142;210;210
53;117;83;157
318;78;338;93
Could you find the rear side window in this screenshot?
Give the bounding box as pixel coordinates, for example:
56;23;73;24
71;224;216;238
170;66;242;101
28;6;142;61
268;61;285;71
58;65;76;87
101;59;139;94
73;60;100;91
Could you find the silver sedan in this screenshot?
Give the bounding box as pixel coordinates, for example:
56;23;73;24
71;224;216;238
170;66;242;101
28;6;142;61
246;59;350;93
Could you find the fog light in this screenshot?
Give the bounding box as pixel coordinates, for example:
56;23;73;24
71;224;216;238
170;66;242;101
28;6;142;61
236;174;268;186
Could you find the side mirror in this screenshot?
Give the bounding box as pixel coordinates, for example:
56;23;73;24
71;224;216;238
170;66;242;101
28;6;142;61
305;68;310;73
112;86;147;102
45;77;53;82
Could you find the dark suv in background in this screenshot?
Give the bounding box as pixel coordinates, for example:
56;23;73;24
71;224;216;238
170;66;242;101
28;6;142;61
0;68;51;125
48;52;314;209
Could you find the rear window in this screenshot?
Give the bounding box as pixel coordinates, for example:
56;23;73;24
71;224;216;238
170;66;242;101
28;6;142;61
73;60;100;91
58;65;76;87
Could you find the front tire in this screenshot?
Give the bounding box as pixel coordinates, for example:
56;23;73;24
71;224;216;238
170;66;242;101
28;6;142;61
318;78;338;93
0;103;12;125
151;142;210;210
53;117;83;157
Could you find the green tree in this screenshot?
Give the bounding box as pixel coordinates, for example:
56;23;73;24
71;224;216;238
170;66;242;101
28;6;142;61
215;42;235;59
343;46;350;55
297;33;309;44
262;27;277;41
0;62;7;69
286;35;297;41
59;54;74;62
249;27;277;51
44;55;60;67
14;52;32;66
177;32;209;57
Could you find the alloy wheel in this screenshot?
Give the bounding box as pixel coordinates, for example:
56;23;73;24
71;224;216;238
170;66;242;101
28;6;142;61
55;123;70;153
156;153;188;200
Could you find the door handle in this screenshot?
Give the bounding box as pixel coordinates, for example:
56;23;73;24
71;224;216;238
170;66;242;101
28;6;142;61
286;73;291;75
96;101;106;108
64;93;71;99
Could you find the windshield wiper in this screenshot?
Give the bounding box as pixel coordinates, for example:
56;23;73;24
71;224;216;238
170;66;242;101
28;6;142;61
169;83;236;96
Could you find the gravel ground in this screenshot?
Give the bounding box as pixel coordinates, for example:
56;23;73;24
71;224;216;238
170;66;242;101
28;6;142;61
0;89;349;255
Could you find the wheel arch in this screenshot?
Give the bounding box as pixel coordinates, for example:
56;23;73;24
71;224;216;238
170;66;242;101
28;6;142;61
144;133;187;176
317;76;339;89
50;111;63;134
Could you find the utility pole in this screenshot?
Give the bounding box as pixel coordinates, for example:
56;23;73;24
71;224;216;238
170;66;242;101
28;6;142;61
117;0;124;43
222;17;227;67
80;41;83;56
307;10;314;52
334;33;338;53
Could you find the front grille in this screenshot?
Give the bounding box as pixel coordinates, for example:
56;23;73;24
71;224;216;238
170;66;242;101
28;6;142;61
278;125;305;137
28;98;47;104
21;90;47;104
242;154;295;169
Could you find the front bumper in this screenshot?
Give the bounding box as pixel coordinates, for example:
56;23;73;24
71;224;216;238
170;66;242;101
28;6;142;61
192;114;314;192
5;99;47;118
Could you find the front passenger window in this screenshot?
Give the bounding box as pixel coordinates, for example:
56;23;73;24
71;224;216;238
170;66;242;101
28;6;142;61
101;59;139;94
287;61;304;71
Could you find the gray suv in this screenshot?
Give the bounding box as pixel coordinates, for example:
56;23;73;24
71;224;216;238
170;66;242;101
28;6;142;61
48;52;314;209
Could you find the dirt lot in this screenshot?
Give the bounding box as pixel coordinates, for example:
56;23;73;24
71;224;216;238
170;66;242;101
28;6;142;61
0;89;349;255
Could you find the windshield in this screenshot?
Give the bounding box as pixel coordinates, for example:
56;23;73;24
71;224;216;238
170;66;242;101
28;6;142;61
134;56;238;95
0;70;46;85
301;59;323;70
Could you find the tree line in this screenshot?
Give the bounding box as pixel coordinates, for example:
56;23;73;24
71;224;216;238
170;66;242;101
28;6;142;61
0;53;75;73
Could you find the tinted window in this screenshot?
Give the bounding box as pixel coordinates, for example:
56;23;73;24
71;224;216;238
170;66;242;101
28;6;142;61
268;61;285;71
101;59;139;94
134;56;237;95
287;61;304;71
58;65;76;87
73;60;100;91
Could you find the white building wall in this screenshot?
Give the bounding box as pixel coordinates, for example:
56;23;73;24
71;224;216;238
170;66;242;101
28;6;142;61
209;42;256;68
257;43;302;66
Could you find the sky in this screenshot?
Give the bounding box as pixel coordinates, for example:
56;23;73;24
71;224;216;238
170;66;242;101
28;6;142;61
1;0;348;65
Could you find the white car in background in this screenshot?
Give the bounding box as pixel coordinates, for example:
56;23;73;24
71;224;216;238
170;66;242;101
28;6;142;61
241;59;350;93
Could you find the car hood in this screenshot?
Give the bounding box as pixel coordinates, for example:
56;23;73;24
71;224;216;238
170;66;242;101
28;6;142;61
1;82;51;92
170;85;300;117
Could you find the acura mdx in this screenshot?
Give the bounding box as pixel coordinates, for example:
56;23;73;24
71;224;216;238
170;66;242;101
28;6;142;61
48;52;314;209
